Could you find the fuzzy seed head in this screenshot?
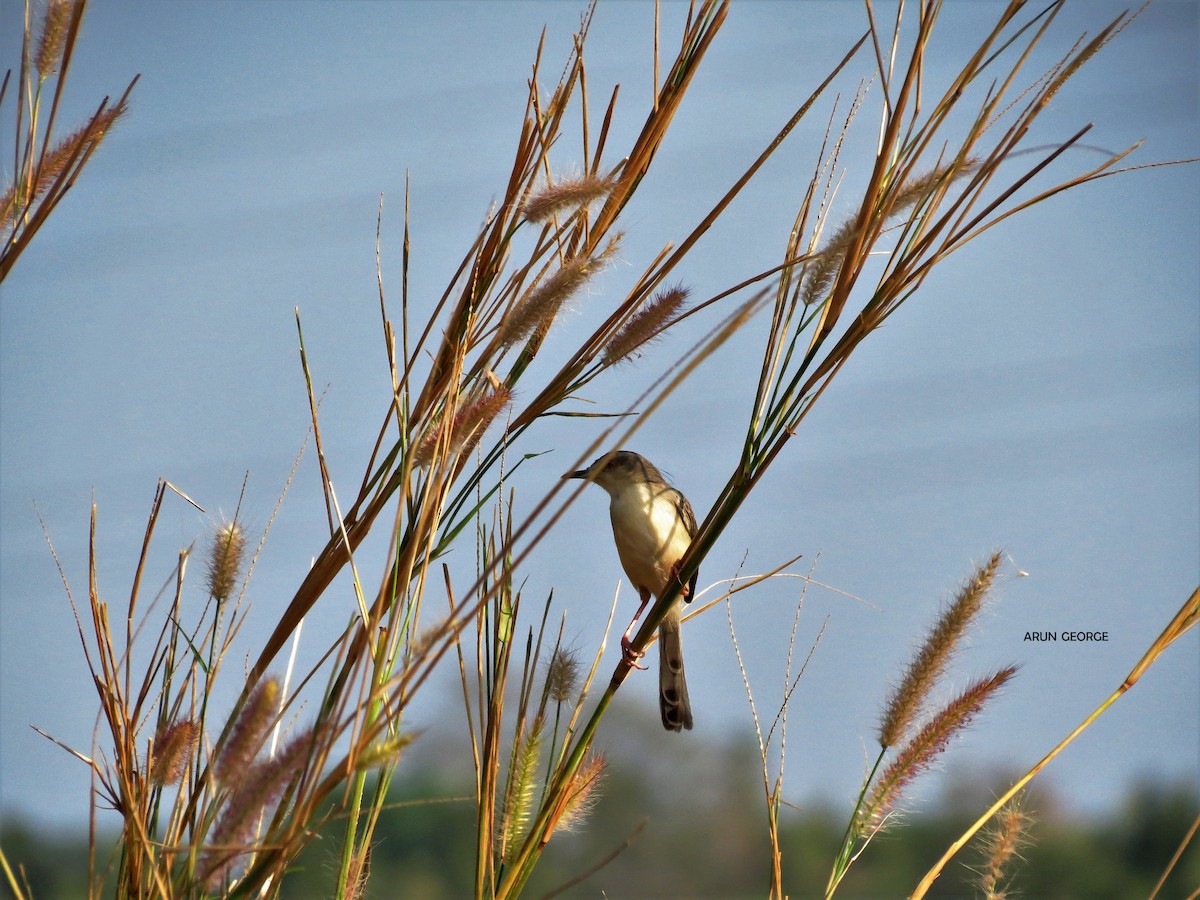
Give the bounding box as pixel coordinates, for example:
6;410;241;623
2;100;129;235
975;795;1033;899
414;386;512;467
498;235;620;350
555;752;607;833
499;257;591;350
878;551;1003;748
344;845;371;900
522;174;615;223
206;520;247;602
215;677;280;786
800;215;860;307
201;726;314;890
546;647;581;704
859;666;1017;837
149;718;199;785
603;284;690;366
892;158;981;214
34;0;73;78
501;722;543;861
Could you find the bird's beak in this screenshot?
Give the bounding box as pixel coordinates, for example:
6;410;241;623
564;468;589;480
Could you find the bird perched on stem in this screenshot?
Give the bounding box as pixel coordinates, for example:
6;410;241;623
566;450;697;731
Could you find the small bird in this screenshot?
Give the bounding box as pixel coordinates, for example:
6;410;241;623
566;450;697;731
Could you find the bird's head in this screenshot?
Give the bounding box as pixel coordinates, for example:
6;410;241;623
565;449;660;494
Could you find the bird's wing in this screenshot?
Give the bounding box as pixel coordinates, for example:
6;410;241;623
670;487;699;602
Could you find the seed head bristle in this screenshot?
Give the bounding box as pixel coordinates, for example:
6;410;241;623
344;845;371;900
800;157;979;309
800;215;859;307
858;665;1017;837
522;174;615;223
206;520;247;603
406;617;449;661
499;257;591;350
892;158;981;214
603;284;690;365
149;718;199;785
34;0;73;78
878;550;1003;748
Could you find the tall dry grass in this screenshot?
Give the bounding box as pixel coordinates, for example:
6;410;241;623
2;1;1196;898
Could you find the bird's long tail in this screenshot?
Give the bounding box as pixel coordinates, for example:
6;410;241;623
658;605;693;731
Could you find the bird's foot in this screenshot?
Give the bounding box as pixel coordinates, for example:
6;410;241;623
620;635;648;670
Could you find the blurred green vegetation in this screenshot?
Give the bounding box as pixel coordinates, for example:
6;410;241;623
4;708;1196;898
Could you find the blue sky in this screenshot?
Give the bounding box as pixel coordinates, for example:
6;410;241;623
1;0;1197;836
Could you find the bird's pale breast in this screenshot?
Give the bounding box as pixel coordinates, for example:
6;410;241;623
607;481;692;598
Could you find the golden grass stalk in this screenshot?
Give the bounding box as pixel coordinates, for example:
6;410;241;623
879;551;1002;748
1148;808;1200;900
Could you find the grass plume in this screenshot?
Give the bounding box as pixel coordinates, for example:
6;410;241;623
973;794;1033;900
858;666;1018;838
1;0;137;279
206;520;247;603
522;173;615;223
603;284;690;365
149;718;198;786
414;385;513;468
498;236;621;350
879;551;1002;748
34;0;73;78
215;677;279;786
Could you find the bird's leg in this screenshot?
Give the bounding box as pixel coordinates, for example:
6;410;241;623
670;561;690;599
620;588;652;670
